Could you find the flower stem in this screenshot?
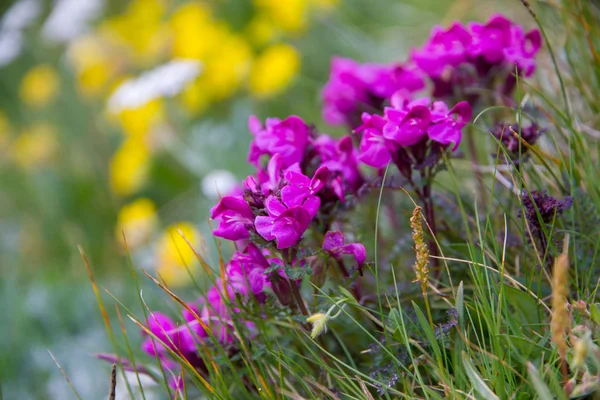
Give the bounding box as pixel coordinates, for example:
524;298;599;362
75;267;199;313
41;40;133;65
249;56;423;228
421;171;440;279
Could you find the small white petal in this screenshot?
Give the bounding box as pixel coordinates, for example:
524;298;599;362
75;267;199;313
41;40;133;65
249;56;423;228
108;60;203;112
201;170;238;200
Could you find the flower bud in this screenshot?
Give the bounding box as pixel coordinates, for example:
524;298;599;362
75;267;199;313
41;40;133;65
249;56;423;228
268;273;292;306
308;255;327;287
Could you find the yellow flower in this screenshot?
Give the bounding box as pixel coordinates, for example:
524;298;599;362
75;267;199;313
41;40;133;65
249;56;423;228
156;222;202;286
310;0;339;9
254;0;308;34
117;99;164;139
109;137;151;196
68;35;116;96
250;43;300;98
19;65;59;107
12;122;58;169
170;3;222;60
115;198;158;249
246;14;277;46
202;34;253;100
100;0;168;63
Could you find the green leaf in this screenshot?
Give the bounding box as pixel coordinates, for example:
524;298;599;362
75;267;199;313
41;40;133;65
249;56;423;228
462;352;500;400
527;362;554;400
590;303;600;325
456;281;465;332
503;285;543;326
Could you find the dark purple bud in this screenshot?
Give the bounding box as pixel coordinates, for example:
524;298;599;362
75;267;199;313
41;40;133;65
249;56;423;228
268;273;293;306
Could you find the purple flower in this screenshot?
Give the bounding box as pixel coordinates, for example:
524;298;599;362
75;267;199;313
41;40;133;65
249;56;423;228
226;243;271;296
247;115;309;167
411;22;472;78
427;100;472;150
314;135;364;197
255;206;312;249
322;57;424;127
210;195;255;241
323;231;366;267
469;15;513;64
355;113;391;169
141;312;198;363
503;24;542;77
382;102;431;146
281;167;329;213
356;97;471;169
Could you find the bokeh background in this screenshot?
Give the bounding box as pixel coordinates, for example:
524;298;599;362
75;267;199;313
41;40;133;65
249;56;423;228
0;0;526;398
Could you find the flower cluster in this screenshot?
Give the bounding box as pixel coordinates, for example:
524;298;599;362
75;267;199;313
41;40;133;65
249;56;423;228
133;13;544;395
356;96;471;176
321;14;541;129
412;14;542;98
322;57;424;127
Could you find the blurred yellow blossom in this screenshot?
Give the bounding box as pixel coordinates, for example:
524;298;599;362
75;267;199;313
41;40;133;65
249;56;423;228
12;122;58;169
250;43;300;98
68;35;117;96
203;34;253;100
311;0;339;9
117;99;164;139
156;222;202;286
100;0;168;63
246;14;277;46
19;65;59;107
109;137;151;196
115;197;158;249
170;3;222;60
254;0;309;34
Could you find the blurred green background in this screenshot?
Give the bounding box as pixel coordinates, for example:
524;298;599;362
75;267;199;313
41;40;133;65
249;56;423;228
0;0;524;398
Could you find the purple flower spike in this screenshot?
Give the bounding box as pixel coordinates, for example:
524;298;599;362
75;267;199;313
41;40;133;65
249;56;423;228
247;115;309;167
323;231;367;269
255;206;311;249
210;195;255;241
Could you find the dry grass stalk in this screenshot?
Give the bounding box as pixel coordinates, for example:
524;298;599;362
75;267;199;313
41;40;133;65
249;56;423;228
411;206;434;328
551;246;570;386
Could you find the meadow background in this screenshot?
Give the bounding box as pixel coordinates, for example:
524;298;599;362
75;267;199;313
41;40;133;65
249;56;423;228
0;0;549;398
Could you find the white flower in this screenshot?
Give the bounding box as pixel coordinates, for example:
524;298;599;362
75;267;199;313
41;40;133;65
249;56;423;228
42;0;104;43
0;0;40;67
201;170;238;200
107;59;203;112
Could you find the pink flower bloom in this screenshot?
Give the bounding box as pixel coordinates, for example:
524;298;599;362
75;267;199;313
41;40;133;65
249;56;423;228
255;206;312;249
428;101;472;150
314;135;364;197
504;25;542;77
323;231;366;267
411;23;472;77
226;243;271;296
210;195;255;241
382;102;431;146
281;166;329;212
355;97;471;169
355;112;391;169
322;57;424;127
469;15;513;64
247;115;309;167
141;312;198;364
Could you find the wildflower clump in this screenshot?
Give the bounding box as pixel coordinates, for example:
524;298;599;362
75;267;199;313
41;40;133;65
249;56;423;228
102;12;547;395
